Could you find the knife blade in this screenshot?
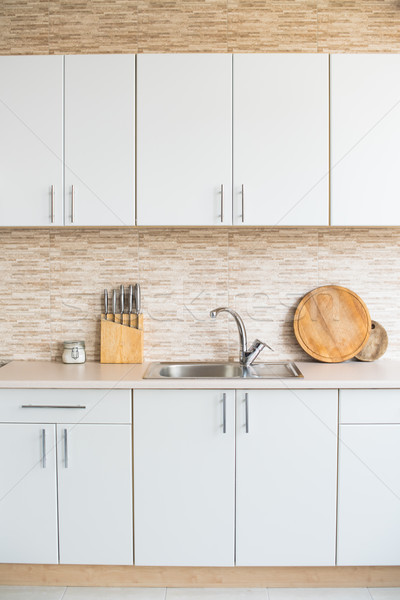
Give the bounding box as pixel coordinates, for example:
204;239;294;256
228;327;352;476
120;285;124;325
135;283;141;315
128;284;133;327
104;289;108;320
112;289;117;322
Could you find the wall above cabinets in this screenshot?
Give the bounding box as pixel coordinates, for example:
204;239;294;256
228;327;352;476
1;53;400;228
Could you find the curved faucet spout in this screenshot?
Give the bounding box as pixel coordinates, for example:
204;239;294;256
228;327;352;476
210;307;248;364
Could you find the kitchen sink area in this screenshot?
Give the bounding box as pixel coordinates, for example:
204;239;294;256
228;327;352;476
144;361;303;379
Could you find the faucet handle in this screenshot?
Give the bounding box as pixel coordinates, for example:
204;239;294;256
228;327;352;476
248;338;273;353
245;338;273;367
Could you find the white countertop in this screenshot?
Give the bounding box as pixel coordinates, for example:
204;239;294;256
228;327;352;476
0;359;399;389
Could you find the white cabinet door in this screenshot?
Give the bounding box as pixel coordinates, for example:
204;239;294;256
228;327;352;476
0;56;63;226
134;389;235;566
65;55;135;226
337;424;400;565
0;424;58;563
331;55;400;226
137;55;232;226
236;389;338;566
233;54;329;226
57;424;133;565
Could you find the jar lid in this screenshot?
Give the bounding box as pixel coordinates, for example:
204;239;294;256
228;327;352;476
63;341;85;348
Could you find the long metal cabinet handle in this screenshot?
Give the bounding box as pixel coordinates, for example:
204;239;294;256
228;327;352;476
220;184;224;223
64;428;68;468
245;392;249;433
42;429;46;468
50;185;55;224
21;405;86;409
71;185;75;224
241;184;245;223
222;392;226;433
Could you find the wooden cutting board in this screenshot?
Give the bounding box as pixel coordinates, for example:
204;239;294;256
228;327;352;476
293;285;371;363
355;320;388;362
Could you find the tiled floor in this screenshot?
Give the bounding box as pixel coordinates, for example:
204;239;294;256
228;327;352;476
0;588;399;600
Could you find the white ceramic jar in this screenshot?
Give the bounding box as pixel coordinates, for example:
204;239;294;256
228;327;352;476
62;341;86;364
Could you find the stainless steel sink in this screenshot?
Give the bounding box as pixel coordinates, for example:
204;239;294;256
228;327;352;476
144;361;303;379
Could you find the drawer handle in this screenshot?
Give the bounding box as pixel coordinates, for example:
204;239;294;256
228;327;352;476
42;429;46;469
222;392;226;434
64;428;68;469
21;405;86;409
245;392;249;433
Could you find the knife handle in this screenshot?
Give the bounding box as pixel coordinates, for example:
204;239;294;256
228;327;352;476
129;285;133;326
135;283;141;315
112;289;117;321
120;285;124;325
104;289;108;319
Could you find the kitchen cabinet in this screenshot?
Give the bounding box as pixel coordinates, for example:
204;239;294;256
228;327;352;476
57;423;132;565
134;388;338;567
337;389;400;565
0;423;58;563
233;54;329;226
134;389;235;566
136;54;232;226
0;389;132;565
236;389;338;566
137;54;328;227
331;55;400;226
0;56;63;226
65;55;135;226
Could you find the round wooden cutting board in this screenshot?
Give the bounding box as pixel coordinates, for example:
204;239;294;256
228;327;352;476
293;285;371;363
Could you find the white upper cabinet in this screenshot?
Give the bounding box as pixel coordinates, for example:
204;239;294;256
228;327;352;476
331;55;400;226
236;389;338;566
137;54;232;226
233;54;329;226
65;55;135;226
0;56;63;226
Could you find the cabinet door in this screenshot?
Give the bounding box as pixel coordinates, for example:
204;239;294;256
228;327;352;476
134;389;235;566
236;389;338;566
233;54;329;226
137;55;232;226
0;424;58;563
338;424;400;565
65;55;135;226
0;56;63;226
57;424;133;565
331;55;400;225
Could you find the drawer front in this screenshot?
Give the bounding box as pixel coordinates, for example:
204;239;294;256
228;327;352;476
0;389;131;424
340;389;400;424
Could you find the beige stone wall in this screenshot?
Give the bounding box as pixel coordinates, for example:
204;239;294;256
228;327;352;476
1;1;400;55
1;227;399;363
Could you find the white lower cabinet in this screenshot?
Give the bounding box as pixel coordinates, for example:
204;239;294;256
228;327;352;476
0;389;132;565
134;389;235;566
134;388;338;567
337;390;400;566
0;424;58;564
57;424;133;565
236;390;338;566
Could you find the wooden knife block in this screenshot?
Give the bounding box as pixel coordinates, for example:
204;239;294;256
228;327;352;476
100;314;144;364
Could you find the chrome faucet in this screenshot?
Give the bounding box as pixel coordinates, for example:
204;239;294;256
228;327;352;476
210;307;271;366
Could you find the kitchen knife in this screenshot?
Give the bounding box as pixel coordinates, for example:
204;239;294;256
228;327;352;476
128;284;133;327
104;289;108;320
120;285;124;325
112;289;117;322
135;283;141;315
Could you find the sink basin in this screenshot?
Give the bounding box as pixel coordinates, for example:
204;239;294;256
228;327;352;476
144;361;303;379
